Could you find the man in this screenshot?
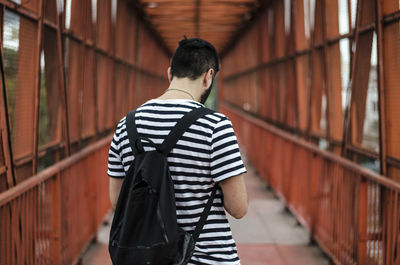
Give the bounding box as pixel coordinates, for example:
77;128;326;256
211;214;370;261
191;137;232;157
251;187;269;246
107;37;248;264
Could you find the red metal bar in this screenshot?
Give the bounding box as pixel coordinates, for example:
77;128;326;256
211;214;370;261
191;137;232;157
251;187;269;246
57;1;71;157
375;0;387;176
220;103;400;192
382;9;400;25
0;134;112;265
357;178;368;264
321;0;331;148
220;102;400;265
0;135;111;206
0;0;40;21
32;0;44;175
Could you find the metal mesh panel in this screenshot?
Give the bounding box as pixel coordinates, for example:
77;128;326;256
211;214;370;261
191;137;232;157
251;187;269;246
388;166;400;188
96;54;114;132
258;69;269;119
285;60;297;128
383;21;400;160
294;0;308;51
0;134;6;191
313;0;324;44
21;0;40;14
128;69;136;109
295;54;310;131
268;66;279;121
350;32;374;148
310;49;324;135
39;27;63;147
157;52;170;77
96;0;112;52
85;0;95;41
325;0;339;39
273;0;285;58
277;62;287;123
127;10;137;64
3;11;38;161
383;0;400;15
259;13;269;63
0;133;4;167
115;63;129;121
360;0;376;27
247;72;259;114
70;0;86;37
326;42;344;141
116;0;129;60
244;24;260;70
65;38;83;142
81;48;96;138
138;28;159;73
234;41;247;74
44;0;58;23
221;46;235;77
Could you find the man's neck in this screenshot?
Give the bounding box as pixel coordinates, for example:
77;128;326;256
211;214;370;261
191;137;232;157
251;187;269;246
158;77;204;102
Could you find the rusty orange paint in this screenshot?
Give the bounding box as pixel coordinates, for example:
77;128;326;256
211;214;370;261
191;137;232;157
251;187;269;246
220;103;400;265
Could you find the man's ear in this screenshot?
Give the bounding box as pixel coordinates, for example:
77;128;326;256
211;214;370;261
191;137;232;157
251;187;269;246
167;67;172;83
203;69;214;88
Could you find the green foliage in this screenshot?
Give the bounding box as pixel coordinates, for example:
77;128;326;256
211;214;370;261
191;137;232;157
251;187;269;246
204;78;218;110
39;71;51;146
3;47;18;140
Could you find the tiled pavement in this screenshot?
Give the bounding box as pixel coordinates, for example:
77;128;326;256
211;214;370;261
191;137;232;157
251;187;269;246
81;162;330;265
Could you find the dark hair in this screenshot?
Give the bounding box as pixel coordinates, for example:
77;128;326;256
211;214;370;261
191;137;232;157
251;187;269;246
170;37;220;80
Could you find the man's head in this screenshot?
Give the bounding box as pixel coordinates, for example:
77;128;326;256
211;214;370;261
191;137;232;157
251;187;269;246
168;37;220;104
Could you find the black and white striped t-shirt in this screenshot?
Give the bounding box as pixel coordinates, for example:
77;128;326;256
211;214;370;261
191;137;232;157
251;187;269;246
107;99;246;264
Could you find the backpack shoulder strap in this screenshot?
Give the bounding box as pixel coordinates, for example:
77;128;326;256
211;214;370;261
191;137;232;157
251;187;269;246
159;107;215;155
192;184;218;242
126;110;144;156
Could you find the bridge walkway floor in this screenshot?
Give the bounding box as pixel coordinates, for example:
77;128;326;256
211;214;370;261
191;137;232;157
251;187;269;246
81;160;330;265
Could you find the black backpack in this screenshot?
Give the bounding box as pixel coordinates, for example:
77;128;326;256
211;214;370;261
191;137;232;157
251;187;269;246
109;107;218;265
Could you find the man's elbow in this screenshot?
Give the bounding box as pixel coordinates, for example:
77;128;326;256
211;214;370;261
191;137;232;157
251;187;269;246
229;204;248;219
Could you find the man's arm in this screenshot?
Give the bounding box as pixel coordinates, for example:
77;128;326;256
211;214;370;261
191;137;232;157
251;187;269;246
219;174;248;219
109;178;124;210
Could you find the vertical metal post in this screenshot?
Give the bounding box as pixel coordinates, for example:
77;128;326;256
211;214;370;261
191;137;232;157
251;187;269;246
93;0;99;139
357;178;368;264
321;0;331;148
134;19;141;107
77;0;87;150
58;0;71;156
347;0;354;77
32;0;45;174
306;0;316;140
51;174;62;265
290;0;299;130
374;0;387;176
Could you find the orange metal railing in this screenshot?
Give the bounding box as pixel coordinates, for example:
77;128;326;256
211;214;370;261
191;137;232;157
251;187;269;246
0;136;112;265
221;103;400;265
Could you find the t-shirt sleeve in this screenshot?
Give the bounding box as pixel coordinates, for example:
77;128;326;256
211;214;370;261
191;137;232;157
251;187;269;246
210;115;247;183
107;123;126;178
